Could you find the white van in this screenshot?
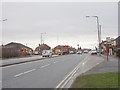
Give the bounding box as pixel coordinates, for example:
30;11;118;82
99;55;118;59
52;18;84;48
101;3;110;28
42;50;52;57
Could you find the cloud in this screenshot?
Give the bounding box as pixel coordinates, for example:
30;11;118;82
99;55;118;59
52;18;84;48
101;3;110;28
2;2;118;49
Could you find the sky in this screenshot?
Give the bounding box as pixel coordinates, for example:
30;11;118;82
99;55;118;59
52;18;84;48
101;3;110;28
1;1;118;50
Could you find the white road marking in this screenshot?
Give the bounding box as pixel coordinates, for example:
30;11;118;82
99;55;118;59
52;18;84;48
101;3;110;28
14;69;36;77
40;64;50;68
82;60;88;66
53;61;59;63
56;55;89;88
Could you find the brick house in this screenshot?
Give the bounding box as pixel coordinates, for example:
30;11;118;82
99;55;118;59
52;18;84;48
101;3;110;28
35;44;51;55
54;45;70;55
2;42;33;58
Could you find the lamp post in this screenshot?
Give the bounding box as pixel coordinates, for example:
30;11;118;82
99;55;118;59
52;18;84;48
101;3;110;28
40;32;46;45
0;19;7;45
86;15;101;55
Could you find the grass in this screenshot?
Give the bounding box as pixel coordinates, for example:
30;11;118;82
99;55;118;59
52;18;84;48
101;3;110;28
71;72;119;88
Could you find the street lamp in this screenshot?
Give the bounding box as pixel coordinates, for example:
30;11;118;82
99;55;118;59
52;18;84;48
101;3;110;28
2;19;7;21
86;15;101;55
86;16;90;18
0;19;7;46
0;19;7;21
41;32;46;45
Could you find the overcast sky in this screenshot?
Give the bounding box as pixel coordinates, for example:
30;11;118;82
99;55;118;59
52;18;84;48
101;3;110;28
2;2;118;49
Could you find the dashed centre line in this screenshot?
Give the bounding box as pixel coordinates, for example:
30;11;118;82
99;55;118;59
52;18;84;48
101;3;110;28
40;64;50;68
14;62;55;78
14;69;36;77
53;61;59;63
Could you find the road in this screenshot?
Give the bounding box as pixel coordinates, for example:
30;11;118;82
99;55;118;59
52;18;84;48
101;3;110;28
2;54;104;88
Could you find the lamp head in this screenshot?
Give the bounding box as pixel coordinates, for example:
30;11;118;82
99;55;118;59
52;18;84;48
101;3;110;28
86;16;90;18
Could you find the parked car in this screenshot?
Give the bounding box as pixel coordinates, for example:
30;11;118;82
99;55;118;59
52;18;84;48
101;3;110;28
77;51;82;54
69;51;74;54
91;50;97;55
83;50;89;53
42;50;52;57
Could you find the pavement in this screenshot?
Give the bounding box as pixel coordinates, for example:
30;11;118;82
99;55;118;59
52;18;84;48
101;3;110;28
0;55;58;67
84;55;118;75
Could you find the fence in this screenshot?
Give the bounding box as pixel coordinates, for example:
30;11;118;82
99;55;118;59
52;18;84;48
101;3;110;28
1;47;21;59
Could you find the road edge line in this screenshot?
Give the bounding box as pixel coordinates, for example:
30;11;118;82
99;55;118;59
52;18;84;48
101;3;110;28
55;55;90;89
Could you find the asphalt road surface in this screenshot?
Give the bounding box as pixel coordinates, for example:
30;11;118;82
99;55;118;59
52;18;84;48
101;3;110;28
2;54;103;88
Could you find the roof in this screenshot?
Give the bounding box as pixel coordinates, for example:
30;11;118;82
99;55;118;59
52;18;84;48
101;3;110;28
35;44;51;50
5;42;33;50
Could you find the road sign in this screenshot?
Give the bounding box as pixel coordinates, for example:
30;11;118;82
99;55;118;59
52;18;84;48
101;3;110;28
106;37;110;44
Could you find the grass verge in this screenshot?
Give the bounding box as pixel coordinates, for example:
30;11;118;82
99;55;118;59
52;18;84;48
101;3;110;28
71;72;119;88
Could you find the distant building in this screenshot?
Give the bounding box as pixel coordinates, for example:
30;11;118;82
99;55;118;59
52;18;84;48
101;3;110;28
5;42;32;49
100;40;107;54
100;38;117;56
2;42;33;58
5;42;33;53
54;45;70;55
69;46;77;52
35;44;51;55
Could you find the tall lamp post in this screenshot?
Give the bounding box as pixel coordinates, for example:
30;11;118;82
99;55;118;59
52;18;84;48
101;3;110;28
0;19;8;46
40;32;46;45
86;16;101;55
